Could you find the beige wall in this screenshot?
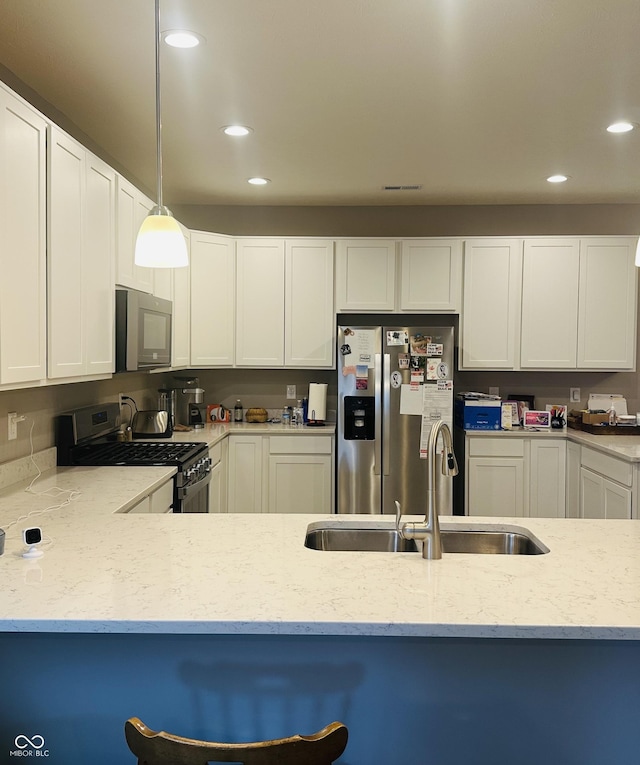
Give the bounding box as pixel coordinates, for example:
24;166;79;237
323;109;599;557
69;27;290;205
172;203;640;238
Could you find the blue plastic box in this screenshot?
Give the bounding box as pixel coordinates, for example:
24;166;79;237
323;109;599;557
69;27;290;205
455;398;501;430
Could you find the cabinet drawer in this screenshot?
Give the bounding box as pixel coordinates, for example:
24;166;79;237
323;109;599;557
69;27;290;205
468;437;524;458
269;435;333;454
581;447;633;487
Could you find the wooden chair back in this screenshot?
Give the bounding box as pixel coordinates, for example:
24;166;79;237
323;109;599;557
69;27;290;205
124;717;348;765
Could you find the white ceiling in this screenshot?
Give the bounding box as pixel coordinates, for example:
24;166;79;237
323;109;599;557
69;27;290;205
1;0;639;207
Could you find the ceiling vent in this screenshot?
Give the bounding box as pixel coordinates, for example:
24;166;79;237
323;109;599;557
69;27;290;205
383;184;423;191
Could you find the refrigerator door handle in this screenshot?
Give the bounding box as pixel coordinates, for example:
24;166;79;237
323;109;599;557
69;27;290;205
383;353;391;475
373;353;382;475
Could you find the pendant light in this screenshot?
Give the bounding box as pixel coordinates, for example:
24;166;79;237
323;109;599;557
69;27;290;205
135;0;188;268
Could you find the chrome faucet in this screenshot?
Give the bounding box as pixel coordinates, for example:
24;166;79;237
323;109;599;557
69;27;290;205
395;420;459;560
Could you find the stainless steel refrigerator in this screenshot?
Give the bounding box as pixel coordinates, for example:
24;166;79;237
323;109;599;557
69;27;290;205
337;323;455;515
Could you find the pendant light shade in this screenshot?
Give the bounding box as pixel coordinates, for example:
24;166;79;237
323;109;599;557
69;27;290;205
135;0;188;268
135;205;188;268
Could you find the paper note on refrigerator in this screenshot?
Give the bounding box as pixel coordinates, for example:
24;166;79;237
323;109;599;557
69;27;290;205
399;384;423;415
419;383;454;458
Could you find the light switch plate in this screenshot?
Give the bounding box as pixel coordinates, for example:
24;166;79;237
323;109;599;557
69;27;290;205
570;388;581;403
286;385;296;400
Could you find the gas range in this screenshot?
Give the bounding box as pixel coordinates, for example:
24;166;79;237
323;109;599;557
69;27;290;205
56;403;211;513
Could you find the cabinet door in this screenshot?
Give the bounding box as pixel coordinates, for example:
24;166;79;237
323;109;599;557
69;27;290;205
84;153;116;375
566;441;581;519
236;239;285;366
577;238;637;369
529;440;566;518
578;467;630;519
149;479;175;514
115;176;154;294
520;239;579;368
335;240;396;311
209;460;224;513
227;435;263;512
190;231;235;366
268;454;332;513
399;239;462;312
461;239;522;369
48;127;85;378
285;239;334;367
0;88;47;384
602;477;632;519
579;467;602;519
171;228;190;368
467;457;525;516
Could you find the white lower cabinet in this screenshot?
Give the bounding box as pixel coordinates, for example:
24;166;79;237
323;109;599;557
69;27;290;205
227;433;334;513
267;435;333;514
465;435;566;518
127;479;174;514
208;440;228;514
227;435;264;513
578;446;634;519
466;438;526;517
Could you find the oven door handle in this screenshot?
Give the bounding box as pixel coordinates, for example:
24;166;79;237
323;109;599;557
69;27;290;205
177;469;212;499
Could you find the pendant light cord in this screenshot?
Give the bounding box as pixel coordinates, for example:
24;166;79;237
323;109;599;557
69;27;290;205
154;0;164;210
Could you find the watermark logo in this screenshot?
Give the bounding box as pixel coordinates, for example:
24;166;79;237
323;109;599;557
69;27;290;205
10;734;49;757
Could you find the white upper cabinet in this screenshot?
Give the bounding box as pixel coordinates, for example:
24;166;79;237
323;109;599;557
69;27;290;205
336;240;397;311
83;153;116;376
0;85;47;385
462;236;637;371
461;239;522;369
48;127;116;379
236;239;286;366
190;231;235;366
115;175;154;294
171;227;190;369
577;238;637;369
285;239;334;367
399;239;462;312
520;239;580;368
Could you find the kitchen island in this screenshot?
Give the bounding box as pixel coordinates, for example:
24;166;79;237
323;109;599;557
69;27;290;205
0;465;639;764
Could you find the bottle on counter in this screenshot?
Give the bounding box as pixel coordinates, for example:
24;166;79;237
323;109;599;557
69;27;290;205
609;402;616;426
234;399;243;422
282;406;292;425
293;400;304;426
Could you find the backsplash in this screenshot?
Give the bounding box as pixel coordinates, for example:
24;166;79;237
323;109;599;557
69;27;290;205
1;363;638;466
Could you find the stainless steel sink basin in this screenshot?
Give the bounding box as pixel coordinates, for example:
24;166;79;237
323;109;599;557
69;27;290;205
304;525;548;555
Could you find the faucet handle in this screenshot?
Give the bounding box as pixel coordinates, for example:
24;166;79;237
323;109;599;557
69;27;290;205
394;500;403;533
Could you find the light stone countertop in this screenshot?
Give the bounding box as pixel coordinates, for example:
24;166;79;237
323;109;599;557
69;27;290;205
0;463;639;640
464;426;640;462
154;422;335;449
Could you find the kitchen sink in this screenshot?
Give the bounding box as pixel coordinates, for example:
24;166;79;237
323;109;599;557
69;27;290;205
304;524;549;555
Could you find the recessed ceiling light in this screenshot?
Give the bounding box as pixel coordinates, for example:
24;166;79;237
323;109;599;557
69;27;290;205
607;121;635;133
222;125;253;137
547;174;569;183
163;30;202;48
248;177;270;185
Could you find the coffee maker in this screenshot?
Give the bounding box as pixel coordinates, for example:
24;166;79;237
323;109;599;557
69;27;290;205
173;377;205;429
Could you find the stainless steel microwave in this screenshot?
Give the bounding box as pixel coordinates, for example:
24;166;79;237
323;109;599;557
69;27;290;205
115;289;172;372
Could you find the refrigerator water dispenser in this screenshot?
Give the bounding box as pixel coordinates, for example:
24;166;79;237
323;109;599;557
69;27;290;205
344;397;375;440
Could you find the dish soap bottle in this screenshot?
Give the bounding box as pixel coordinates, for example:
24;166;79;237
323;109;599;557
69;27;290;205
234;399;243;422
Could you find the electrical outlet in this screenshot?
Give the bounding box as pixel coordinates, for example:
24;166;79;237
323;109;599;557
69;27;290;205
286;385;296;400
570;388;581;403
489;387;499;397
8;412;19;440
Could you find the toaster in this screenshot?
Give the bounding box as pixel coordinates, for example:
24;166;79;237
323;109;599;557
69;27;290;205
131;410;171;438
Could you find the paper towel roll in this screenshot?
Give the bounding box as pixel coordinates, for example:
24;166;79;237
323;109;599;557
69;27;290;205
308;383;328;422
